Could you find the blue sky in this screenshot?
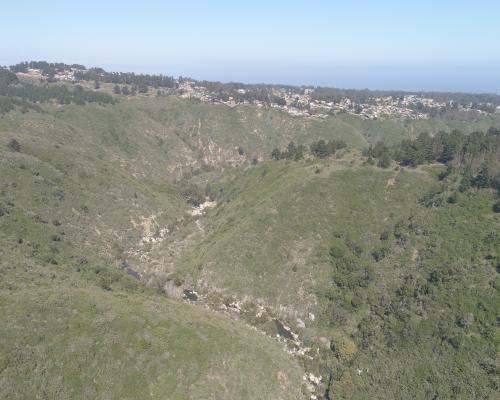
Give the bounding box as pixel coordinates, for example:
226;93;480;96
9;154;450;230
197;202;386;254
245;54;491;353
2;0;500;92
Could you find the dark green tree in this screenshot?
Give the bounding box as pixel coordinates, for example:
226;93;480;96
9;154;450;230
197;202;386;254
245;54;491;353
271;148;282;160
0;68;18;85
310;140;329;158
377;151;392;168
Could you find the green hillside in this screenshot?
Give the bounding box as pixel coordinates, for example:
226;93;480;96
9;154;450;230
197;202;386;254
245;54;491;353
338;113;500;144
0;103;307;399
0;258;304;399
1;92;499;399
145;155;499;398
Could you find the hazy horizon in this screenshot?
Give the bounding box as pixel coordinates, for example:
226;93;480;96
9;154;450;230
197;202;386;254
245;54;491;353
3;0;500;93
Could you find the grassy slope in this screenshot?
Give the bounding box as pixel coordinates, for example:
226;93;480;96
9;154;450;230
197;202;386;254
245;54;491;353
349;188;499;399
0;104;307;399
0;110;184;266
163;154;435;312
136;96;369;161
0;257;304;400
1;98;499;399
151;156;499;399
338;113;500;144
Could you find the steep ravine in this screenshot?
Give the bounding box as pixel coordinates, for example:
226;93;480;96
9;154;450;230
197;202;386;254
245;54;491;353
125;201;329;399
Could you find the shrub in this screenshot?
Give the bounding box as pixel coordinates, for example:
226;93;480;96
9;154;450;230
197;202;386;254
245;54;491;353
447;192;459;204
420;186;444;208
379;230;390;241
329;244;346;259
180;183;205;207
372;246;389;262
330;332;357;361
8;139;21;152
344;237;362;256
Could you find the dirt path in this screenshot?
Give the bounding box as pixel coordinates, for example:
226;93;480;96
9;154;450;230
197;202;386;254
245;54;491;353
385;169;400;189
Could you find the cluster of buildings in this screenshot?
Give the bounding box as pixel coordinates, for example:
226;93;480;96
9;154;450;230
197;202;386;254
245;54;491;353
15;67;500;120
175;82;434;120
174;81;499;120
15;67;80;82
178;81;213;103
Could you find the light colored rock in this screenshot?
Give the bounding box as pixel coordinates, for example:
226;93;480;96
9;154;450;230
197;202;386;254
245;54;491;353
308;373;322;385
188;200;217;216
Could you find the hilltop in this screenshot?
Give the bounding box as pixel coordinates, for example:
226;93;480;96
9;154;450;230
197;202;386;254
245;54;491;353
5;60;500;121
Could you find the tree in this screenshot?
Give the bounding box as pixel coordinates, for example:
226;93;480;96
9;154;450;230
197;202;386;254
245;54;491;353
439;131;461;163
472;165;491;188
113;85;121;95
458;169;473;192
397;140;419;166
310;140;329;158
94;80;100;90
121;86;130;95
377;151;392;168
294;144;305;160
416;132;434;162
0;68;18;85
371;141;389;158
286;141;297;159
271;148;282;160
